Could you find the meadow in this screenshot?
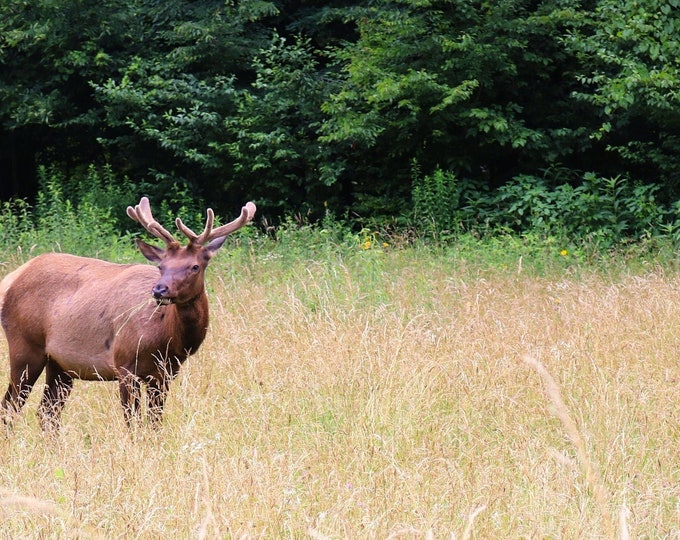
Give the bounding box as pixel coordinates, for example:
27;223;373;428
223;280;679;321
1;231;680;539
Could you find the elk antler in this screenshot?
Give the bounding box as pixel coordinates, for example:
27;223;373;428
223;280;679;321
126;197;177;244
175;202;257;245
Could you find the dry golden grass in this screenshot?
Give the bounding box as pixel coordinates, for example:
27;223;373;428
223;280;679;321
2;247;680;538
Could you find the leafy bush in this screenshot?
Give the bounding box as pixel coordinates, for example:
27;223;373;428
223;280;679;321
412;166;671;247
493;172;667;244
411;165;495;238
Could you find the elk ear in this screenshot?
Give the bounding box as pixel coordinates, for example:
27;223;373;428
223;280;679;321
204;235;228;256
136;238;166;263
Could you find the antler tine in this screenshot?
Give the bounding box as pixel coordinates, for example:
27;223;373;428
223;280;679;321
126;197;176;244
174;218;198;243
175;208;215;245
203;202;257;243
196;208;215;245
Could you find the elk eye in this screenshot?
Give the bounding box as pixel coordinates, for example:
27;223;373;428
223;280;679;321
191;264;200;272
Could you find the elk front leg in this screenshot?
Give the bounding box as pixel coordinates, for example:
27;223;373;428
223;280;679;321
118;371;142;426
146;377;169;426
38;360;74;431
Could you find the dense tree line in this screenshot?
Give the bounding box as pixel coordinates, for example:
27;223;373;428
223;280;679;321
1;0;679;229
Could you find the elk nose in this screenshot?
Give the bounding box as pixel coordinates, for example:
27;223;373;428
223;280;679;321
152;283;169;299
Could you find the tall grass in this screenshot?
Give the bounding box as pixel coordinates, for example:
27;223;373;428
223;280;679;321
2;222;680;537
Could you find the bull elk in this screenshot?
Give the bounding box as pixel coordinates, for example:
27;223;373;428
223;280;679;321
0;197;256;430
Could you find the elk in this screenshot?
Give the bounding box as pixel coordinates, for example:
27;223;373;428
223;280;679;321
0;197;256;430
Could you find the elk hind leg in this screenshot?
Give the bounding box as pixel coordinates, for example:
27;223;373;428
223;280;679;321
2;343;47;422
38;361;74;431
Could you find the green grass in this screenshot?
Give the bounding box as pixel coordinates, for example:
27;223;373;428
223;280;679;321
2;226;680;537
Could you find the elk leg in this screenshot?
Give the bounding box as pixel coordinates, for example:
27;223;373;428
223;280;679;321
1;344;47;420
146;377;169;426
118;372;142;425
37;361;74;431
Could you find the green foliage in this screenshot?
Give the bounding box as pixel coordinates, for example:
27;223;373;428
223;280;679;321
3;169;680;285
567;0;680;181
49;164;138;229
492;172;667;244
2;0;680;230
409;165;673;248
0;166;138;264
320;0;594;215
411;165;462;238
266;213;354;262
0;0;127;129
320;1;482;210
89;0;278;204
0;198;34;257
33;166;137;259
0;0;280;205
218;33;339;214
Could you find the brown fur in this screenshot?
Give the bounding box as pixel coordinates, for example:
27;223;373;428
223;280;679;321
0;200;255;429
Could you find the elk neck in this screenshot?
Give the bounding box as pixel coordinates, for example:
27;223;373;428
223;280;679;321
158;290;210;355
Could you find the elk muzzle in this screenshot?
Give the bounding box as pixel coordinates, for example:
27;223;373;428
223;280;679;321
152;283;173;305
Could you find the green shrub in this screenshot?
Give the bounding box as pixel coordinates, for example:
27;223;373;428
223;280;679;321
494;172;667;244
411;165;490;238
412;166;671;248
412;166;461;238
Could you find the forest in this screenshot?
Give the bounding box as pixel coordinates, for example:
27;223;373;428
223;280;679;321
1;0;680;242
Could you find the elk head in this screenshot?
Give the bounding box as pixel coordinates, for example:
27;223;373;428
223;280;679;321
126;197;257;305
